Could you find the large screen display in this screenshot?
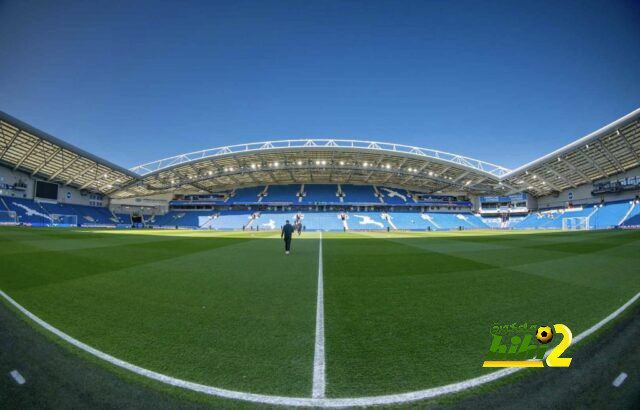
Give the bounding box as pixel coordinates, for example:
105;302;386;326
34;180;58;200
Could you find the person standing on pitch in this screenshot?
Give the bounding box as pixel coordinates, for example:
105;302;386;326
281;219;295;254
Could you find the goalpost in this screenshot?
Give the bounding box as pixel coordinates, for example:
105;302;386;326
562;216;589;231
50;214;78;227
0;210;18;225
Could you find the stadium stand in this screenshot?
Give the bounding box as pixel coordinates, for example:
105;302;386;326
300;184;339;204
591;201;634;229
621;202;640;227
378;187;412;205
147;208;493;231
340;185;378;203
260;185;297;203
229;186;263;203
1;109;639;233
0;187;635;232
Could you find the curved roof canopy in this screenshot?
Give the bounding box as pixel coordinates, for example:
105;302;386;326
1;108;639;199
113;140;509;198
501;108;640;196
0;111;138;195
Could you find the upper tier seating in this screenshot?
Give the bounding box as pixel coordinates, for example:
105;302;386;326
377;187;413;205
300;185;339;204
230;186;264;203
261;185;298;203
175;184;471;207
341;185;378;203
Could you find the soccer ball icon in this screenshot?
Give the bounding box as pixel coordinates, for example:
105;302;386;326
536;326;553;344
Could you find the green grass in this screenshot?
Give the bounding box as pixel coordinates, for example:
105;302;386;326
1;227;639;400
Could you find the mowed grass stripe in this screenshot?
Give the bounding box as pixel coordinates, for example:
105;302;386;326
0;227;275;256
322;231;640;397
2;227;639;399
1;228;319;396
0;235;257;291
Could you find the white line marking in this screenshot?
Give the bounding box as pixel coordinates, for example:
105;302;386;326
10;369;26;385
612;372;627;387
312;231;326;398
0;287;638;407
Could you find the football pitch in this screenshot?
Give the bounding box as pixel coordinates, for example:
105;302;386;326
1;227;639;404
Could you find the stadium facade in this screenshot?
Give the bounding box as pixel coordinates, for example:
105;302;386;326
0;109;639;231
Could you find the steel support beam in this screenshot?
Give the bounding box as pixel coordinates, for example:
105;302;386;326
14;139;42;170
0;129;21;160
48;155;81;181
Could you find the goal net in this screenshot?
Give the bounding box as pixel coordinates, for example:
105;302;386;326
50;214;78;227
562;216;589;231
0;210;18;225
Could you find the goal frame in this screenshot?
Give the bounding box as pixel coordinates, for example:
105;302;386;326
562;216;589;231
0;210;18;225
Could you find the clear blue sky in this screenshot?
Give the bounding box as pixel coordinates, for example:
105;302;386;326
1;0;639;169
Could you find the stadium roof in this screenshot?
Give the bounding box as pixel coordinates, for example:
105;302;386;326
501;108;640;196
1;108;639;199
0;111;138;195
112;140;510;198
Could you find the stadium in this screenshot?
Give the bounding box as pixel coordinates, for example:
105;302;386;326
1;107;639;408
2;2;640;408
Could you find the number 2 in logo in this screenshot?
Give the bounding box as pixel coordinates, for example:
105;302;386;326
546;324;572;367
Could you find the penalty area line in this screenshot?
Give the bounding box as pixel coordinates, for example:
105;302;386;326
312;230;326;398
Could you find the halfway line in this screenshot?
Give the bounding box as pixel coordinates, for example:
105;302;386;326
312;231;326;398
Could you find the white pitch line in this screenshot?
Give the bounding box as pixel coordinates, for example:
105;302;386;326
612;372;627;387
10;369;26;385
0;287;638;407
312;231;326;398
